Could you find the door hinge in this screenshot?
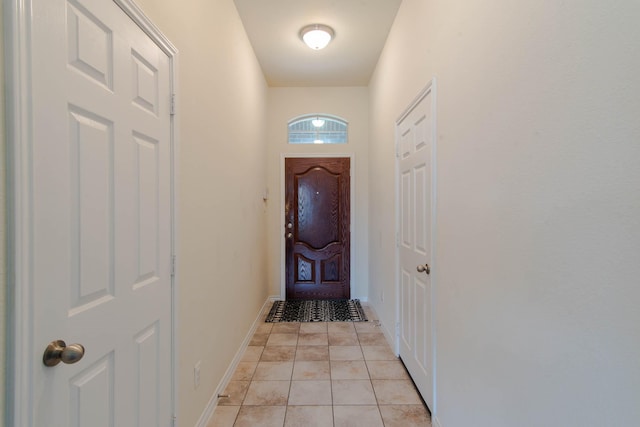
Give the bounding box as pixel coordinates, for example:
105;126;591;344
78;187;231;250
396;231;400;247
171;414;177;427
171;255;176;277
395;322;400;337
170;94;176;116
395;143;400;158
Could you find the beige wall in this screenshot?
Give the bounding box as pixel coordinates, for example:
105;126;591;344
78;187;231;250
5;0;640;425
369;0;640;425
1;0;6;422
368;0;435;340
129;1;269;426
266;87;369;299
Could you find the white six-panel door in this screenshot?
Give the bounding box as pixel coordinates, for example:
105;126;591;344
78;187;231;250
21;0;174;425
397;85;435;413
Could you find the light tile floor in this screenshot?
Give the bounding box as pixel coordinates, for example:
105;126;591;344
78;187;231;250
208;304;431;427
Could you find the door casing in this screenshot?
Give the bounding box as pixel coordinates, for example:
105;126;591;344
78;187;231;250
394;79;438;416
280;153;355;300
4;1;180;425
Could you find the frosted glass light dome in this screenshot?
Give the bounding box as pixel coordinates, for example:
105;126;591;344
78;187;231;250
300;24;334;50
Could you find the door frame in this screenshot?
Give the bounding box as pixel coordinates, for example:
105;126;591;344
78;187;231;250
279;153;355;299
394;79;438;414
4;1;180;425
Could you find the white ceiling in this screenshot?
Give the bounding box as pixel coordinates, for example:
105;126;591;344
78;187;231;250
233;0;403;87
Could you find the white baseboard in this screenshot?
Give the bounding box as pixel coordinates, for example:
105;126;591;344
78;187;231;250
379;320;397;354
195;295;279;427
364;303;397;355
370;305;439;426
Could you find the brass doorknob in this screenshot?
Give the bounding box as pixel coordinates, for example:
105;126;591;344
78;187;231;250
43;340;85;367
417;264;430;275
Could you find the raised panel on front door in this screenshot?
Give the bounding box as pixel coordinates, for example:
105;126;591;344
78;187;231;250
68;106;115;315
69;352;115;427
132;132;160;290
321;254;342;283
135;322;160;427
296;169;340;249
66;0;114;90
296;254;315;283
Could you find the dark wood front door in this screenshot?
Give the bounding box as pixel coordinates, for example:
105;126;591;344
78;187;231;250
285;157;350;300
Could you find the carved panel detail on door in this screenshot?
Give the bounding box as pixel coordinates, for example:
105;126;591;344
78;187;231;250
321;255;341;283
296;170;340;249
296;254;315;282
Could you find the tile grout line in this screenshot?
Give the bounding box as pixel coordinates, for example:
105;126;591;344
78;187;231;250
329;325;335;427
221;309;428;427
358;325;387;427
361;307;388;427
282;325;293;427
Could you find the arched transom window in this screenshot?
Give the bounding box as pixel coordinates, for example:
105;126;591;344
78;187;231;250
288;114;348;144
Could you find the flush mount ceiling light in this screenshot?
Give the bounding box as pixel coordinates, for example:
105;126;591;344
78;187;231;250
300;24;334;50
311;117;325;127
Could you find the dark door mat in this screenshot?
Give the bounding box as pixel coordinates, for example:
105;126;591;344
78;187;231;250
265;299;368;322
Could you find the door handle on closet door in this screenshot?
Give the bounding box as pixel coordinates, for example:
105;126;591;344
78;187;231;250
417;264;430;275
43;340;85;367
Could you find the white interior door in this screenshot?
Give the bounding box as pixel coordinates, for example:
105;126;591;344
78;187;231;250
25;0;173;425
397;86;435;412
